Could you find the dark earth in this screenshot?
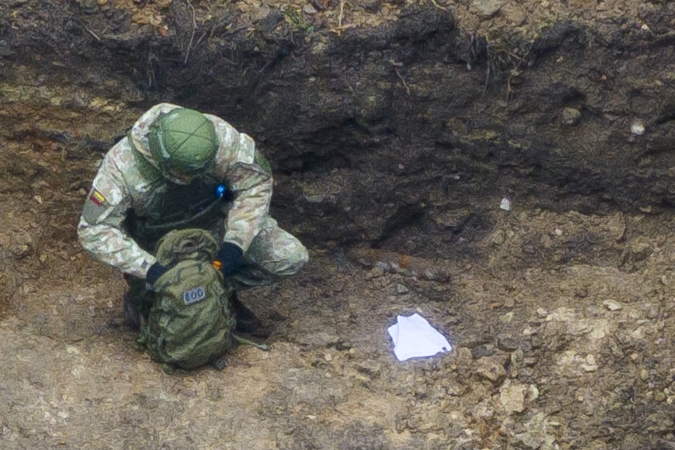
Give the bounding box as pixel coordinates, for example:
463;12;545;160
2;0;675;448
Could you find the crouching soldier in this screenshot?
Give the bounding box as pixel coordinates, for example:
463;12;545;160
78;103;308;334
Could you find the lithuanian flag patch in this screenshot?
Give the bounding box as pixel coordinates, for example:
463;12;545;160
83;189;110;224
89;190;107;206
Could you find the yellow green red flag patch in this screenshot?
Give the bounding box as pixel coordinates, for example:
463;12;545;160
89;190;106;206
83;189;109;224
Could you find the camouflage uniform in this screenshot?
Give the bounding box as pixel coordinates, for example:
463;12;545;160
78;103;308;313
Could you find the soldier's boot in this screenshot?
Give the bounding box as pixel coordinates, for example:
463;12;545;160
123;292;141;331
229;292;261;333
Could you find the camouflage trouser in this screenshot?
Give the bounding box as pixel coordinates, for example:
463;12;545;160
126;217;308;317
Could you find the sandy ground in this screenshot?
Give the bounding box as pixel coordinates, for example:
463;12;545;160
2;178;675;449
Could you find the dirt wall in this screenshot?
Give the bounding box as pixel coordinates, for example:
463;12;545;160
2;1;675;262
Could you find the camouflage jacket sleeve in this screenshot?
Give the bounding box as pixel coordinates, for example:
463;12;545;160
77;141;156;278
209;116;273;252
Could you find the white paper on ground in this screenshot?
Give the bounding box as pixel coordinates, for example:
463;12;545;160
387;313;452;362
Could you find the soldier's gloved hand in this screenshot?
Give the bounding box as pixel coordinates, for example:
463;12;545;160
146;262;169;285
216;243;244;278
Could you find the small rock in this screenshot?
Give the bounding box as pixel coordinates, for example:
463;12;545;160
297;332;341;347
527;384;539;401
431;207;473;230
606;212;626;241
10;243;32;258
364;267;384;280
500;198;511;211
499;312;514;323
510;348;525;369
471;344;495;359
603;300;622;311
630;120;645;136
582;354;598;372
472;399;494;419
303;4;317;14
304;194;325;203
523;327;536;336
500;2;526;25
589;323;607;340
516;414;555;449
491;229;506;245
500;383;528;414
562;107;581;125
524;357;538;367
471;0;507;18
395;284;409;294
250;5;271;22
454;347;474;365
475;356;508;383
556;350;577;366
497;334;520;351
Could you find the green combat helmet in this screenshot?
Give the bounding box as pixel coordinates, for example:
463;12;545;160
148;108;218;180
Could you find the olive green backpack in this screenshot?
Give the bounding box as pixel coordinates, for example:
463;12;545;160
137;228;236;369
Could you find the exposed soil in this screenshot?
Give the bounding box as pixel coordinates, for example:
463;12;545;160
2;0;675;449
